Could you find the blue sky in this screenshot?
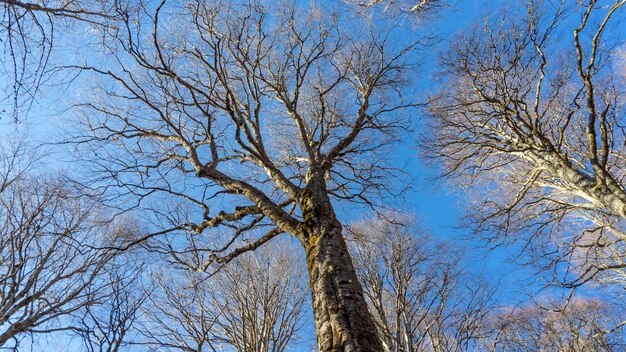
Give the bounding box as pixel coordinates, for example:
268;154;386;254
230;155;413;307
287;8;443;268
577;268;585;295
2;0;626;350
0;0;600;300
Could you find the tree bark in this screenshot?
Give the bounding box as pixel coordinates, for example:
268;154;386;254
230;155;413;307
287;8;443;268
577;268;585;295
300;199;383;352
525;150;626;218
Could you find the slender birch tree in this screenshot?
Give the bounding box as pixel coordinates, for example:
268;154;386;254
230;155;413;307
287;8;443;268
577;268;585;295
347;214;493;352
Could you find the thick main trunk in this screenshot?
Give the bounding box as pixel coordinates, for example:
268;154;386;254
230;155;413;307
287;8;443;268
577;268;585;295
302;218;383;352
526;150;626;217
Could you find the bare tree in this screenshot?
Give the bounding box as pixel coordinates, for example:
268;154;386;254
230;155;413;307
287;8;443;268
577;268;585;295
0;138;40;193
0;173;120;348
0;0;116;121
138;241;309;352
72;256;147;352
423;0;626;291
347;213;493;352
210;243;309;352
343;0;443;14
137;271;220;352
72;0;426;349
481;298;626;352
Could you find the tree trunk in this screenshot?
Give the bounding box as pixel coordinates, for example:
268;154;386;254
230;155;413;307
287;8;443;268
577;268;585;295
525;150;626;217
301;215;383;352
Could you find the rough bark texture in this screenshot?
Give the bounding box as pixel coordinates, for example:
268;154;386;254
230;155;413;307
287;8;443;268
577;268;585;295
299;179;383;352
304;222;383;352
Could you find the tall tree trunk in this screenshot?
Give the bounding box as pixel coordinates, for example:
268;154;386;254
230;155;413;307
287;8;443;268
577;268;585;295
300;209;383;351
